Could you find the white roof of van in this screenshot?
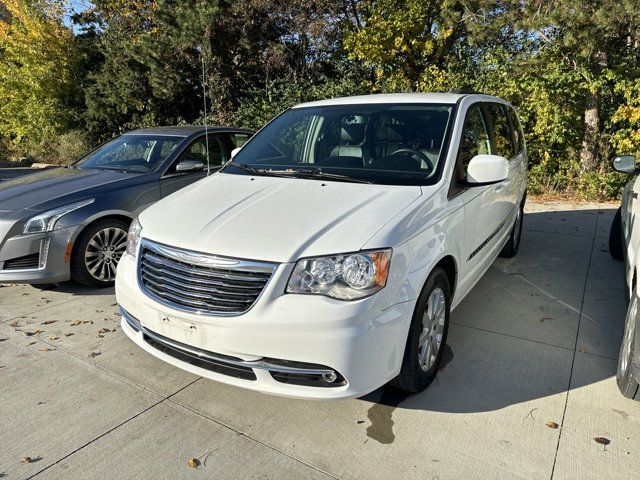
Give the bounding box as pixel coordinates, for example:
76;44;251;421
293;93;469;108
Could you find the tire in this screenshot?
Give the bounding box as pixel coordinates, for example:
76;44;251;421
499;196;525;258
70;219;129;288
609;207;624;261
391;267;451;393
617;289;640;400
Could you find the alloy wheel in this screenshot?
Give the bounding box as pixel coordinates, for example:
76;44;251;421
84;227;128;282
418;287;446;372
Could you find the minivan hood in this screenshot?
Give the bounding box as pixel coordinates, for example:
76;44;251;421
0;167;135;212
139;173;423;263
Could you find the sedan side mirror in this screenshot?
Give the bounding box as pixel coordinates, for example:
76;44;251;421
612;155;637;174
231;147;241;159
466;154;509;185
175;159;204;173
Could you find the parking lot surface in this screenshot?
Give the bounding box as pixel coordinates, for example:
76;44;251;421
1;201;639;479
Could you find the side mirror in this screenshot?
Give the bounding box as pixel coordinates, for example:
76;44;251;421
231;147;241;159
466;154;509;185
175;159;204;172
612;155;637;174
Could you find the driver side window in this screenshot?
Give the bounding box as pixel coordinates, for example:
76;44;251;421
167;134;225;174
456;104;490;180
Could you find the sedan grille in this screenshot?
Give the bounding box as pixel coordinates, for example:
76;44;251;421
138;240;276;315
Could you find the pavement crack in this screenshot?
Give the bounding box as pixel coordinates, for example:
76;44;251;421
166;398;341;480
549;208;600;480
26;378;201;479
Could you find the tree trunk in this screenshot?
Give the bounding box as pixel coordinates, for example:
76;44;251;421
579;90;599;174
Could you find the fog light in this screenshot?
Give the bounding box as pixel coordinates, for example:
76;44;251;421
322;371;337;383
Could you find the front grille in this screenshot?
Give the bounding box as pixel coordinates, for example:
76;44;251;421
3;253;39;270
138;240;276;315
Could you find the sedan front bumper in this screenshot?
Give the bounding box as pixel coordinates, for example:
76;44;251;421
0;227;76;284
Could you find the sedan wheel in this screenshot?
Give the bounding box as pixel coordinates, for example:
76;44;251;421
71;219;130;288
84;227;128;282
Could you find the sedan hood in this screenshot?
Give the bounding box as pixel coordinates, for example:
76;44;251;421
140;173;423;263
0;167;135;212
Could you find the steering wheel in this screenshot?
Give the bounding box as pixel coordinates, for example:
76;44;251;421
390;148;434;170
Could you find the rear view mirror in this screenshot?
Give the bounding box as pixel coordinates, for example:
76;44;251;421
466;154;509;185
612;155;637;174
175;159;204;172
231;147;241;159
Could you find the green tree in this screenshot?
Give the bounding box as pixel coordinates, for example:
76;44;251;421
0;0;79;158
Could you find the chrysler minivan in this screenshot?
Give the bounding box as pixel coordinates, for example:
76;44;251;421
115;93;527;399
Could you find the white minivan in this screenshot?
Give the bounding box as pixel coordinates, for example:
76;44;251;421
115;93;527;399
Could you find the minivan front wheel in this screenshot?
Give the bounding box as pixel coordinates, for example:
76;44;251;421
71;219;129;288
391;267;451;393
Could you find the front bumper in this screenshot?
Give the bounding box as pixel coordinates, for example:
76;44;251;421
0;227;75;284
116;253;416;399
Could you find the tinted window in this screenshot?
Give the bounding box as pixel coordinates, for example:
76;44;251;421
507;107;525;153
487;103;514;158
167;135;225;174
228;104;454;186
76;135;182;173
230;132;251;148
457;104;490;175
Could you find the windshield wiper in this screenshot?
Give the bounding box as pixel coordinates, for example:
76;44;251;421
265;168;374;184
225;161;264;175
225;162;373;184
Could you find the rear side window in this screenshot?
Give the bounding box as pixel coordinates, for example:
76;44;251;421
230;132;251;148
486;103;514;158
507;107;525;153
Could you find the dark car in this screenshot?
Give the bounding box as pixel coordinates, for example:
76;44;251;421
0;126;253;287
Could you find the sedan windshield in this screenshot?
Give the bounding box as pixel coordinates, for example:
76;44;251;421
226;104;454;185
75;135;182;173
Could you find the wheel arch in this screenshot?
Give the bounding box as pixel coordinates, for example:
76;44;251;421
70;213;133;256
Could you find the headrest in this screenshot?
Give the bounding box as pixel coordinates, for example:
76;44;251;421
340;124;365;144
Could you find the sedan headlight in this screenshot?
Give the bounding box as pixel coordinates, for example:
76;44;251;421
126;217;142;256
286;249;392;300
23;199;95;234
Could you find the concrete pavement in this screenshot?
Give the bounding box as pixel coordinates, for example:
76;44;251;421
1;201;639;479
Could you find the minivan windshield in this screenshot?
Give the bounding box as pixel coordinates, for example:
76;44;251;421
226;104;454;185
75;134;182;173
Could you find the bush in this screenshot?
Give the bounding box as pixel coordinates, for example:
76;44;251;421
40;130;92;165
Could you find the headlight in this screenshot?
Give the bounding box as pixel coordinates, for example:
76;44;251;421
126;218;142;256
23;199;95;234
286;249;392;300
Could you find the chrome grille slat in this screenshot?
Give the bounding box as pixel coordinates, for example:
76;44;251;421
142;275;255;304
138;240;276;315
141;262;263;291
144;252;270;283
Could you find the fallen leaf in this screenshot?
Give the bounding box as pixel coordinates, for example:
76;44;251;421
20;456;32;463
41;320;57;325
187;458;200;468
114;312;122;317
96;310;103;313
110;303;118;307
10;320;20;327
64;333;74;337
21;292;29;296
34;329;42;335
546;422;559;429
97;328;111;334
540;317;553;323
97;334;104;338
26;342;36;346
49;336;59;341
70;321;82;326
40;348;55;352
595;437;611;446
0;338;7;342
88;351;101;358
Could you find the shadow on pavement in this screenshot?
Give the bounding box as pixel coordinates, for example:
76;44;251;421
361;208;626;418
